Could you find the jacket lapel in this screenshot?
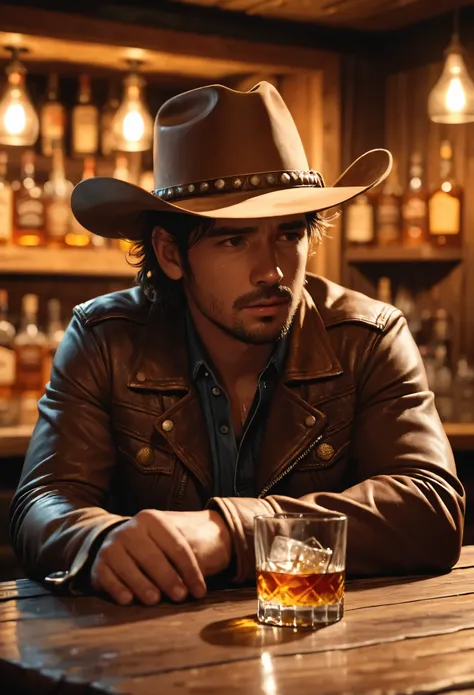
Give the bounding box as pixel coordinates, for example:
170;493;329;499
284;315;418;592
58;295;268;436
257;288;343;494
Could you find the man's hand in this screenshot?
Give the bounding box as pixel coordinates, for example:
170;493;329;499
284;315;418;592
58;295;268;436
90;509;231;606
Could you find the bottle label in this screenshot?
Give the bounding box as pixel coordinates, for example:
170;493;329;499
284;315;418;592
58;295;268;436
403;197;427;221
0;346;15;386
41;104;65;155
73;107;99;154
15;196;45;230
0;185;12;241
16;345;44;391
47;199;71;238
377;198;400;243
346;203;374;243
429;191;460;235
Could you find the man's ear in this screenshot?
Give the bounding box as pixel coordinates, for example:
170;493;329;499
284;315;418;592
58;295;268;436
151;227;184;280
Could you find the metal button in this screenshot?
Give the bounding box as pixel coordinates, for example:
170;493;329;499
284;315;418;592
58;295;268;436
305;415;316;427
162;419;174;433
219;424;229;435
317;443;334;462
212;387;221;397
136;371;146;382
136;446;154;467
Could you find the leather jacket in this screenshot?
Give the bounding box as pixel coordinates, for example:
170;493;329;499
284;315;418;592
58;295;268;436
9;275;465;590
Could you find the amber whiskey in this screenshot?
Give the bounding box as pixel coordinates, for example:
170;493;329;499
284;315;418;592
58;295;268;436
40;73;65;158
14;294;48;425
12;151;46;247
344;192;375;245
0;289;17;426
0;152;12;246
428;141;462;247
72;75;99;156
44;141;73;248
376;159;402;246
401;153;428;247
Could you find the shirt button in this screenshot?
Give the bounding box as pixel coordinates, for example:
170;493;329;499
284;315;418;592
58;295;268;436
162;419;174;432
137;446;154;466
305;415;316;427
219;424;229;435
212;387;221;397
136;371;146;382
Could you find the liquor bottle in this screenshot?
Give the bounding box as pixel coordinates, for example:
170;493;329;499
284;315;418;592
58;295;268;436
428;141;462;247
376;159;402;246
432;344;454;423
100;83;120;158
344;192;375;246
376;277;392;304
454;357;474;423
0;152;12;246
14;294;48;425
40;73;66;158
113;155;133;252
11;151;46;247
0;289;17;427
393;286;422;343
401;153;429;247
44;298;65;386
66;156;95;248
44;141;73;248
72;75;99;156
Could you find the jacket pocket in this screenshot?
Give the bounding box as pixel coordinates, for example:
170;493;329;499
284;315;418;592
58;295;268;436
297;419;352;471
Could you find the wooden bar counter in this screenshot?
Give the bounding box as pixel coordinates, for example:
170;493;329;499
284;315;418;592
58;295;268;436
0;547;474;694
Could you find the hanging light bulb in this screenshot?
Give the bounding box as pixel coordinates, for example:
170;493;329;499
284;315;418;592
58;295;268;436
111;61;153;152
0;46;39;146
428;10;474;124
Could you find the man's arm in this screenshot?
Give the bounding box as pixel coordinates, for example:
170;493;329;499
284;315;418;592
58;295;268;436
208;312;466;582
9;313;128;584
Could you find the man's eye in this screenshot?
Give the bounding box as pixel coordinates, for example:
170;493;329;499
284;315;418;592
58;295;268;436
222;237;244;247
280;232;302;242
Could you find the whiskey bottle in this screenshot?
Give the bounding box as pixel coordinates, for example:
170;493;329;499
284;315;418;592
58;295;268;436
376;277;392;304
44;141;73;247
376;159;402;246
66;156;95;248
44;298;65;386
0;152;12;246
100;83;120;158
40;73;66;158
72;75;99;156
401;153;429;247
344;193;375;245
12;151;46;247
14;294;48;425
0;289;17;427
113;154;133;252
428;141;462;247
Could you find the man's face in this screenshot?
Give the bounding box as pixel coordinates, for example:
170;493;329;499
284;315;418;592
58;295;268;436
183;214;310;345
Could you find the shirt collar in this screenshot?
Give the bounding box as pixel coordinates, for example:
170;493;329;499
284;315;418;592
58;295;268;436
185;310;289;383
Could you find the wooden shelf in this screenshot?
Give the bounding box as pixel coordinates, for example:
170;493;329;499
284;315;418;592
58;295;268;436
0;247;136;278
346;246;463;264
1;423;473;459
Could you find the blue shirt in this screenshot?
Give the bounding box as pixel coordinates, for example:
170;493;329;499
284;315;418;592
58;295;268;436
186;313;288;497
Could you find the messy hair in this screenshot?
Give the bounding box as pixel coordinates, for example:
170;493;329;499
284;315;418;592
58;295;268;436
129;210;332;305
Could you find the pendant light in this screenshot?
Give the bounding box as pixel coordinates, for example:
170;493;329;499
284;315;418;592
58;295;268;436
428;9;474;124
0;46;39;146
111;60;153;152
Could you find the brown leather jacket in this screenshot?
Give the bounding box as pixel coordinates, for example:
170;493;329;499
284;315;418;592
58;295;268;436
9;275;465;590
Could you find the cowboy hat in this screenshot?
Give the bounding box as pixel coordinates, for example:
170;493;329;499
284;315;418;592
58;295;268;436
71;81;392;240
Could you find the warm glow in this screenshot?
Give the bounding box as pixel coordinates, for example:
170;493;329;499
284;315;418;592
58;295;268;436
123;110;145;142
4;101;26;135
445;77;466;111
442;181;453;193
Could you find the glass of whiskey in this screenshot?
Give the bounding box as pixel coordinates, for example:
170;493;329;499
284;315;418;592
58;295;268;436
254;513;347;628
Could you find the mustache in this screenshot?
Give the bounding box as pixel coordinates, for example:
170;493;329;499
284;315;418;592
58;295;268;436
234;286;293;310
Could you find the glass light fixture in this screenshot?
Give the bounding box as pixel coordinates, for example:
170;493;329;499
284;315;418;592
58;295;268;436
428;10;474;124
111;61;153;152
0;46;39;146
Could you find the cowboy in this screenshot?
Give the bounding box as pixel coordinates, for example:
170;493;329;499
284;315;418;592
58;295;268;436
10;82;464;606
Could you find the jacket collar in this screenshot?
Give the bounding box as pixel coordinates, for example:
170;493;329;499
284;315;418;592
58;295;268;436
128;287;342;391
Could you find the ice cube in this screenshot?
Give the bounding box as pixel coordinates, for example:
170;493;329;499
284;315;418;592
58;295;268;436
268;536;332;574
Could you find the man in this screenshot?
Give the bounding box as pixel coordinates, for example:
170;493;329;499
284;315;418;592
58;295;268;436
10;82;464;607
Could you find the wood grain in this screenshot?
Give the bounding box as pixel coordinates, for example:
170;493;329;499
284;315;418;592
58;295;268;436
0;550;473;694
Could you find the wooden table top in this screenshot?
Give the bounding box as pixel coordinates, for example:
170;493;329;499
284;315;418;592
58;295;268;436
1;547;474;695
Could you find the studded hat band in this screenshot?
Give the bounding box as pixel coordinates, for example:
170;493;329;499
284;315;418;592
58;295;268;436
152;169;325;202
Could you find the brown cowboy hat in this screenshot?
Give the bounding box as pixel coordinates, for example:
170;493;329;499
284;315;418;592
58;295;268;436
71;81;392;240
